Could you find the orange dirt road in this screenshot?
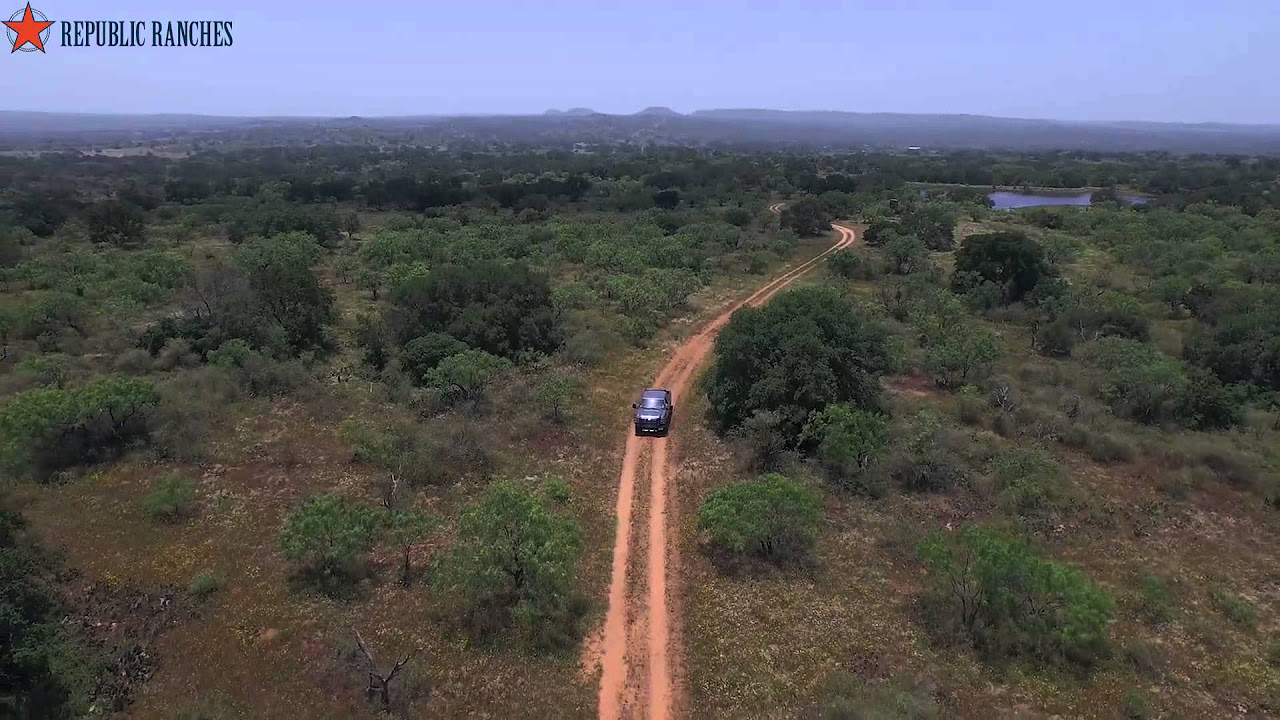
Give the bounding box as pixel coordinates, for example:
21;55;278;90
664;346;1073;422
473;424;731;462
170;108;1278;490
596;219;860;720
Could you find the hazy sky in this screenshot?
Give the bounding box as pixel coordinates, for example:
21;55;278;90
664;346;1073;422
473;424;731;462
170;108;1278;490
4;0;1276;123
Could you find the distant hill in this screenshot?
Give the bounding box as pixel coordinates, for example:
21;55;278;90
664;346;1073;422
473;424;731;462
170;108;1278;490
4;108;1280;155
636;107;681;117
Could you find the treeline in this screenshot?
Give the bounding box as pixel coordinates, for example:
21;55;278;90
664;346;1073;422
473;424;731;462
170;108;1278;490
7;149;1280;243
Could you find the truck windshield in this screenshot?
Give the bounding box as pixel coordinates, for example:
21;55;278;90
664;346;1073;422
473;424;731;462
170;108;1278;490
640;397;665;408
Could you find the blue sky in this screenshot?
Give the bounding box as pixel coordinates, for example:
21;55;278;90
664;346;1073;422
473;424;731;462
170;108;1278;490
3;0;1276;123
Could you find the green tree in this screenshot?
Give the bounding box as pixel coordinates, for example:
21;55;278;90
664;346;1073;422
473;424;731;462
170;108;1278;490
235;232;334;353
696;473;821;561
706;286;896;445
827;249;879;280
389;261;560;359
924;325;1001;389
86;200;145;246
901;202;958;251
0;508;105;717
918;525;1113;668
952;231;1049;303
0;377;159;480
779;196;833;237
387;508;435;585
401;332;468;386
800;406;889;491
884;232;928;275
1154;275;1192;316
427;350;512;406
438;480;585;649
536;372;579;424
278;494;381;583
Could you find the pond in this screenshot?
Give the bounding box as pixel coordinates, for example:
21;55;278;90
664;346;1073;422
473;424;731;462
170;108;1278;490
988;191;1148;210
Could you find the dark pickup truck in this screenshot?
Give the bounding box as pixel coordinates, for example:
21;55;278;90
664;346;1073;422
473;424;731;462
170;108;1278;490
633;388;674;436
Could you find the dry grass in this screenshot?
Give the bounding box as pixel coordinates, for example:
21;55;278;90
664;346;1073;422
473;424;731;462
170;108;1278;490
670;253;1280;719
10;228;839;718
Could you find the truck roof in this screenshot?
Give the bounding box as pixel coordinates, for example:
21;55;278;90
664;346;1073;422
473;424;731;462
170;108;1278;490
641;388;669;398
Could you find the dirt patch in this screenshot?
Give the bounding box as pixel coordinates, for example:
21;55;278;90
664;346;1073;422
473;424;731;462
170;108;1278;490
63;578;189;713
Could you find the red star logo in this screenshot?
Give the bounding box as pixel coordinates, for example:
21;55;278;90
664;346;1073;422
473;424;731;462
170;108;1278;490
5;3;54;53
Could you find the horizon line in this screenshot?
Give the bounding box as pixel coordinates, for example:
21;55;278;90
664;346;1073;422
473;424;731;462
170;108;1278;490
1;107;1278;129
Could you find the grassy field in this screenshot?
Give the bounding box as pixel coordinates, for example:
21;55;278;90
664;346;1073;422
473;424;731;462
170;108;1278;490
675;233;1280;718
6;213;837;718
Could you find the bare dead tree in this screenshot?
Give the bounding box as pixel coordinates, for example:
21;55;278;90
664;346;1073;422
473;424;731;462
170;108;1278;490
183;262;249;319
353;629;421;710
376;473;400;512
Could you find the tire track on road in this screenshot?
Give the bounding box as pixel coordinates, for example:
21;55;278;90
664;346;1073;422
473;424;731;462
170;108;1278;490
597;212;860;720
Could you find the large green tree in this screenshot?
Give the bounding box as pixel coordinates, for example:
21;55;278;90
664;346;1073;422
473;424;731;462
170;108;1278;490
952;231;1049;303
85;200;145;247
778;196;833;237
389;261;560;359
235;232;335;353
705;286;896;445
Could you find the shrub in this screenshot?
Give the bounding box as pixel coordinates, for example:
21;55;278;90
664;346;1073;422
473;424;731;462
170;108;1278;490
736;409;792;471
1061;428;1136;464
887;411;967;494
1196;449;1260;490
113;348;155;375
155;338;199;371
955;385;988;426
278;494;381;584
696;473;821;561
1122;690;1152;720
919;525;1113;668
1136;575;1175;627
401;332;468;385
188;571;222;598
1123;639;1167;678
1209;587;1258;629
542;476;572;504
437;481;585;650
706;286;896;445
827;249;880;280
142;473;198;520
0;377;159;480
1033;318;1076;357
991;448;1062;518
149;367;236;461
426;349;512;407
800;406;889;494
208;340;309;397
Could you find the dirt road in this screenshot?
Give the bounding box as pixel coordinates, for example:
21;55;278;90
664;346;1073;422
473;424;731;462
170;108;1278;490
596;218;860;720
